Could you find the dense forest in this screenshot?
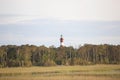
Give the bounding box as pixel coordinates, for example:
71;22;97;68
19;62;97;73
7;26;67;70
0;44;120;67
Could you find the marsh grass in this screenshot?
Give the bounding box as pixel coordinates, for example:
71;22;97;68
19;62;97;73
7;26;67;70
0;64;120;80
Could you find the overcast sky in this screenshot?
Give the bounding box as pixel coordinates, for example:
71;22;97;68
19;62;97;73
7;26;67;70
0;0;120;47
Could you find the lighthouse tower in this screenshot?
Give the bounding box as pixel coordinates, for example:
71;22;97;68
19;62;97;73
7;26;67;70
60;35;64;47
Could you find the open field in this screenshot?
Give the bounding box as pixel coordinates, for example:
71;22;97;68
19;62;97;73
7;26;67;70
0;64;120;80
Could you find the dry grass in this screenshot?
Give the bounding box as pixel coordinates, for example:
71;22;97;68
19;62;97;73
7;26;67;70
0;76;120;80
0;64;120;80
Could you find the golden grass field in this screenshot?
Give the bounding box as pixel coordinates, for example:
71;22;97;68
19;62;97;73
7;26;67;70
0;64;120;80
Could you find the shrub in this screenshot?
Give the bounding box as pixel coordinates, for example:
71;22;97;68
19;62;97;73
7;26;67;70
44;60;56;66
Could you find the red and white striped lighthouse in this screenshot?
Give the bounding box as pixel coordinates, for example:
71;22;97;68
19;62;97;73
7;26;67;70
60;35;64;47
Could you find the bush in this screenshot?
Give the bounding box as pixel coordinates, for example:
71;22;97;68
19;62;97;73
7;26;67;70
43;60;56;66
24;61;32;67
7;59;20;67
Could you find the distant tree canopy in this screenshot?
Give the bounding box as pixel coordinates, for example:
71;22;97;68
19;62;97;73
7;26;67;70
0;44;120;67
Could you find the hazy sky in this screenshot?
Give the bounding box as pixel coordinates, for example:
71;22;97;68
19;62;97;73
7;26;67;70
0;0;120;47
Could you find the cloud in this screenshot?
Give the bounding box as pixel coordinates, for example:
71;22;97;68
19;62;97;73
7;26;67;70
66;36;120;46
0;33;59;46
0;0;120;24
0;15;41;24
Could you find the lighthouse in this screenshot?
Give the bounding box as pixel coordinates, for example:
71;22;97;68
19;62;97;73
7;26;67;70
60;35;64;47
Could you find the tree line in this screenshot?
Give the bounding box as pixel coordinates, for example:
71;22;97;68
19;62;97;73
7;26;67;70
0;44;120;67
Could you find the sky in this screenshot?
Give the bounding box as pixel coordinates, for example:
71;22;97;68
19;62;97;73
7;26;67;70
0;0;120;47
